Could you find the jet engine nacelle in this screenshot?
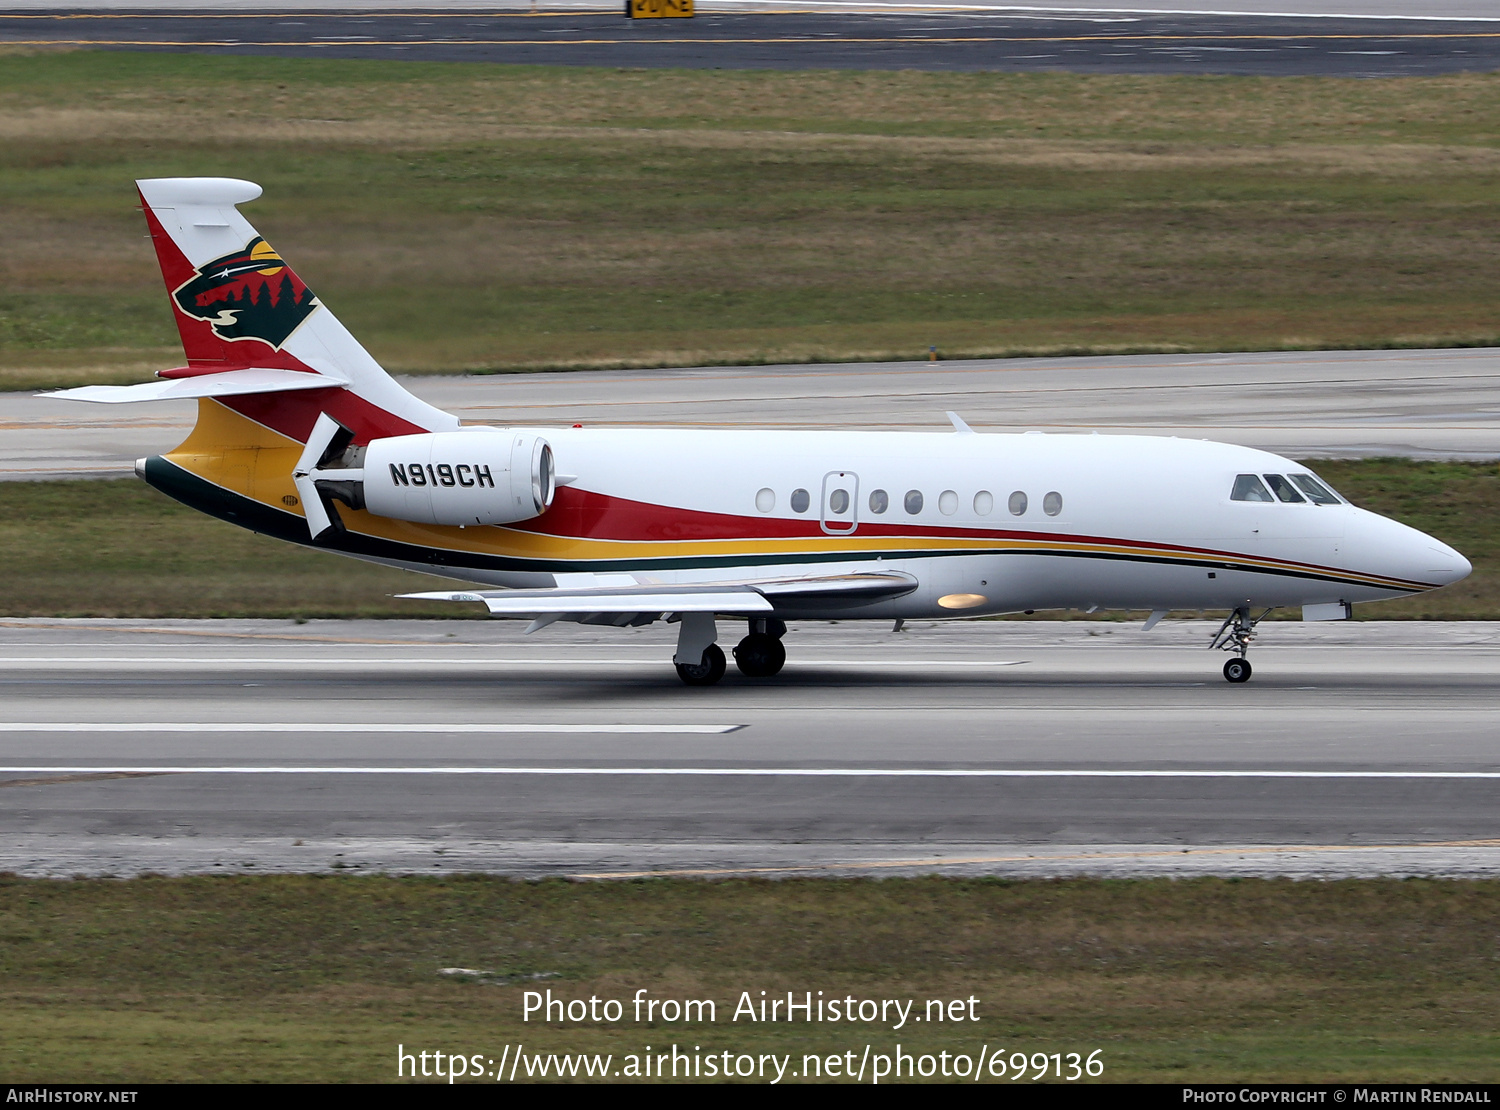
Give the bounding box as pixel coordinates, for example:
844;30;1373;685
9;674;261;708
361;429;556;526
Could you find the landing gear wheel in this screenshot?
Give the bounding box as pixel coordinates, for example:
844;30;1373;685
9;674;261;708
733;633;786;677
675;643;726;686
1223;657;1253;684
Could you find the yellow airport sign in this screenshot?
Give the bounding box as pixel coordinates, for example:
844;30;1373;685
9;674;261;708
627;0;693;17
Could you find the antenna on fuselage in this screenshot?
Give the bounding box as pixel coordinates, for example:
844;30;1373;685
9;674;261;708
946;411;976;435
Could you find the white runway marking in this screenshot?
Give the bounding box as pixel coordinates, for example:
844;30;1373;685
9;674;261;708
2;766;1498;778
0;657;1028;666
0;723;743;735
711;2;1500;20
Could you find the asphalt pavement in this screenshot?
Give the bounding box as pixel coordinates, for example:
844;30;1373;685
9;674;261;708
2;617;1498;878
6;5;1500;74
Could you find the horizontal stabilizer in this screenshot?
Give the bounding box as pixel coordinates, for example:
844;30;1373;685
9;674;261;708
43;367;349;404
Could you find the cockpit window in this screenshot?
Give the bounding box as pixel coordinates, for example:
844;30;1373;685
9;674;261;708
1289;473;1341;505
1231;474;1273;502
1263;474;1306;503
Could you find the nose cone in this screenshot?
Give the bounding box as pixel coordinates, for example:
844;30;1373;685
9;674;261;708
1424;539;1472;586
1345;508;1470;590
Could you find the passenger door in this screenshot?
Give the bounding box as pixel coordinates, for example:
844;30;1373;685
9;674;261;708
820;470;859;535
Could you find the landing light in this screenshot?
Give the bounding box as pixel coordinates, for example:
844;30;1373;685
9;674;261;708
938;593;988;610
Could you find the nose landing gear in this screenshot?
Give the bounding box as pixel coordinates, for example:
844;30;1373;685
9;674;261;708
1211;606;1271;683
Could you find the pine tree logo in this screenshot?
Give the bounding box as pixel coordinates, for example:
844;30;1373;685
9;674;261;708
172;237;320;349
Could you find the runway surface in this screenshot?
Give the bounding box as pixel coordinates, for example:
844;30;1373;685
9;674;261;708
12;346;1500;481
6;3;1497;15
7;5;1500;74
3;617;1499;878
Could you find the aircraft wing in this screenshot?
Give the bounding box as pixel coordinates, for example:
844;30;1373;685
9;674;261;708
404;583;775;617
400;571;918;618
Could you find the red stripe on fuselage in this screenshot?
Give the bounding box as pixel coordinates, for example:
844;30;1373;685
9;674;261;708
521;487;1324;568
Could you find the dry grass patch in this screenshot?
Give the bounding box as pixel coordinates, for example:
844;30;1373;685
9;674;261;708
11;58;1500;144
4;55;1500;382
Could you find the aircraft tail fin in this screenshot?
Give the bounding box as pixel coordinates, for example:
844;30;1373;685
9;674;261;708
132;177;455;440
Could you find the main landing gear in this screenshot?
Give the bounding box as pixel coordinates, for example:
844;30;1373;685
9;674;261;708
733;619;787;678
1211;606;1271;684
672;615;786;686
675;643;726;686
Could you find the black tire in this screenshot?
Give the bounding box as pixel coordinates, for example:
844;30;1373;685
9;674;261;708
675;643;726;686
1223;658;1253;684
733;633;786;677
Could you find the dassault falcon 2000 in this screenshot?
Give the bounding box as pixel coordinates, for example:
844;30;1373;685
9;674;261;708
51;178;1471;685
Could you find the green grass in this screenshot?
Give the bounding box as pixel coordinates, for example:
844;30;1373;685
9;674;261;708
0;459;1493;619
2;874;1498;1082
1312;459;1500;619
0;478;463;618
3;54;1500;390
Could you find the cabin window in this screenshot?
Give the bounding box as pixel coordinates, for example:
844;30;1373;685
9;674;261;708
755;488;775;513
790;488;811;513
939;490;959;516
974;490;994;516
869;489;889;514
1231;474;1273;502
904;490;924;515
1043;491;1063;516
1008;491;1028;516
1264;474;1306;503
1290;473;1341;505
829;488;850;515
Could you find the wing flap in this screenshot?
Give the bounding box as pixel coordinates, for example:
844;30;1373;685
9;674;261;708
399;571;917;619
400;584;775;616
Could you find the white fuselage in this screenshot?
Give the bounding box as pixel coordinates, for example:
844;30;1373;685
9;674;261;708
401;427;1468;621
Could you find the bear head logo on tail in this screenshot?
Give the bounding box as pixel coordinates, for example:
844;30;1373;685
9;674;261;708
172;236;320;350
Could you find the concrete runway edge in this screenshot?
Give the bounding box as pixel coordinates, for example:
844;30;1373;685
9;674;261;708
6;835;1500;881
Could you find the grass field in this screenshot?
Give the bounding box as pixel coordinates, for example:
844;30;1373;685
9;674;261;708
1;875;1496;1083
0;478;461;619
0;459;1492;619
3;53;1500;390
